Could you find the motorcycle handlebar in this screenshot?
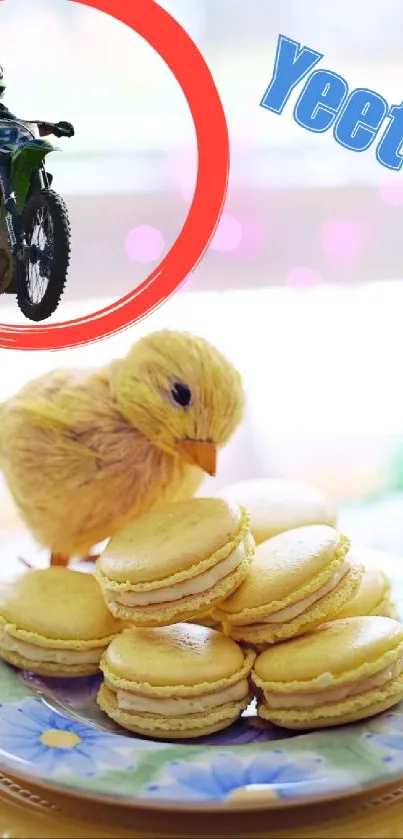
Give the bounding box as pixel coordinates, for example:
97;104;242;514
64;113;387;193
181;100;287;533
0;118;75;139
18;120;75;138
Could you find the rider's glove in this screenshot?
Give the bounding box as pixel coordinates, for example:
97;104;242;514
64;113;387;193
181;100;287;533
53;121;75;138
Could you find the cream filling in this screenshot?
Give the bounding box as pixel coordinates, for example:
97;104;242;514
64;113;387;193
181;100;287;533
262;656;403;709
109;540;247;608
233;561;350;629
108;677;249;716
0;626;104;666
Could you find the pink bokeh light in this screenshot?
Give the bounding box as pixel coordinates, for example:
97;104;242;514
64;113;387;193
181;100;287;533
319;217;361;258
125;225;166;264
285;266;324;290
210;214;243;253
236;218;265;257
379;181;403;206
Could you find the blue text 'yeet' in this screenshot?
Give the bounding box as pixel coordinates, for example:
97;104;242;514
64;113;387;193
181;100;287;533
260;35;403;171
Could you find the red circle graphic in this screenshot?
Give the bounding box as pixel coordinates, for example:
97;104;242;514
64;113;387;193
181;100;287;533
0;0;229;350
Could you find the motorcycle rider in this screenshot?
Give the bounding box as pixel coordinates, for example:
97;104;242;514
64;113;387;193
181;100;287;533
0;65;74;192
0;65;74;139
0;65;75;286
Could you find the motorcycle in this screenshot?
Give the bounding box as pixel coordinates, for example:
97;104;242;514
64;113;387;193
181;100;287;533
0;119;73;321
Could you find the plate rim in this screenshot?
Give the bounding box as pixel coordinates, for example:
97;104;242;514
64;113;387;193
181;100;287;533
3;756;403;814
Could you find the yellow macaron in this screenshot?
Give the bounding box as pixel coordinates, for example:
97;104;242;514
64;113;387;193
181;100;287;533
96;498;254;627
213;525;363;645
334;559;396;620
252;616;403;729
218;478;337;545
97;623;255;739
0;567;122;677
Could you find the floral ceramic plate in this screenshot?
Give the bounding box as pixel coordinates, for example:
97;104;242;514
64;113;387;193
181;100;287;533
1;530;403;811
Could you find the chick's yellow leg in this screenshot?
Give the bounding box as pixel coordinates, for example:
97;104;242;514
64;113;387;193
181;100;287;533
49;553;99;566
50;553;70;567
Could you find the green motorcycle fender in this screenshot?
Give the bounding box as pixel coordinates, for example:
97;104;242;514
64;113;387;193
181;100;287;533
10;140;59;213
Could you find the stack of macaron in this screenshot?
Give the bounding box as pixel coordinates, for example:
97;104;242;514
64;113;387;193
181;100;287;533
0;479;400;740
212;524;364;646
93;496;258;738
0;567;123;677
95;498;255;626
252;616;403;729
97;622;255;739
210;479;397;643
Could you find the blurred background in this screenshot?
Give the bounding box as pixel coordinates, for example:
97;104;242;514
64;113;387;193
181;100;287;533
0;0;403;542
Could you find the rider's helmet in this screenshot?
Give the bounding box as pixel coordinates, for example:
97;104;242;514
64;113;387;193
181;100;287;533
0;67;5;100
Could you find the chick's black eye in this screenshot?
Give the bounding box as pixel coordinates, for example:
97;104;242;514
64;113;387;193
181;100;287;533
171;382;192;407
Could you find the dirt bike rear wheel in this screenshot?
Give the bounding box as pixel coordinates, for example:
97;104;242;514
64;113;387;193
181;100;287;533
16;189;71;322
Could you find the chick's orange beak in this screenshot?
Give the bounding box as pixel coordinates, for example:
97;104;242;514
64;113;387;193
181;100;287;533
178;440;217;476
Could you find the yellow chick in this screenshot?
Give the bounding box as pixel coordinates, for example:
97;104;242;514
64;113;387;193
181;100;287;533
0;330;244;566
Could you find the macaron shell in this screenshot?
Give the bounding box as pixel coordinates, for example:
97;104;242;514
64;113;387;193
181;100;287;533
0;568;121;647
97;683;252;739
253;616;403;690
334;566;392;619
219;479;337;544
377;598;399;619
257;672;403;730
105;552;252;627
99;498;244;586
102;623;249;690
0;647;101;677
215;526;350;620
224;563;363;645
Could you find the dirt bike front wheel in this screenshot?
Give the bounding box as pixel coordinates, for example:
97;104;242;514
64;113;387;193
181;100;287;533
16;189;71;322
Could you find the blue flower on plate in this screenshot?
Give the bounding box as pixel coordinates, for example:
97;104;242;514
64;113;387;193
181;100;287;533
0;699;135;777
144;749;327;803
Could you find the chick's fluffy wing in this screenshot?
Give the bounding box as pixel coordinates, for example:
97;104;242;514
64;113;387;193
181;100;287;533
0;367;118;488
0;364;201;555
